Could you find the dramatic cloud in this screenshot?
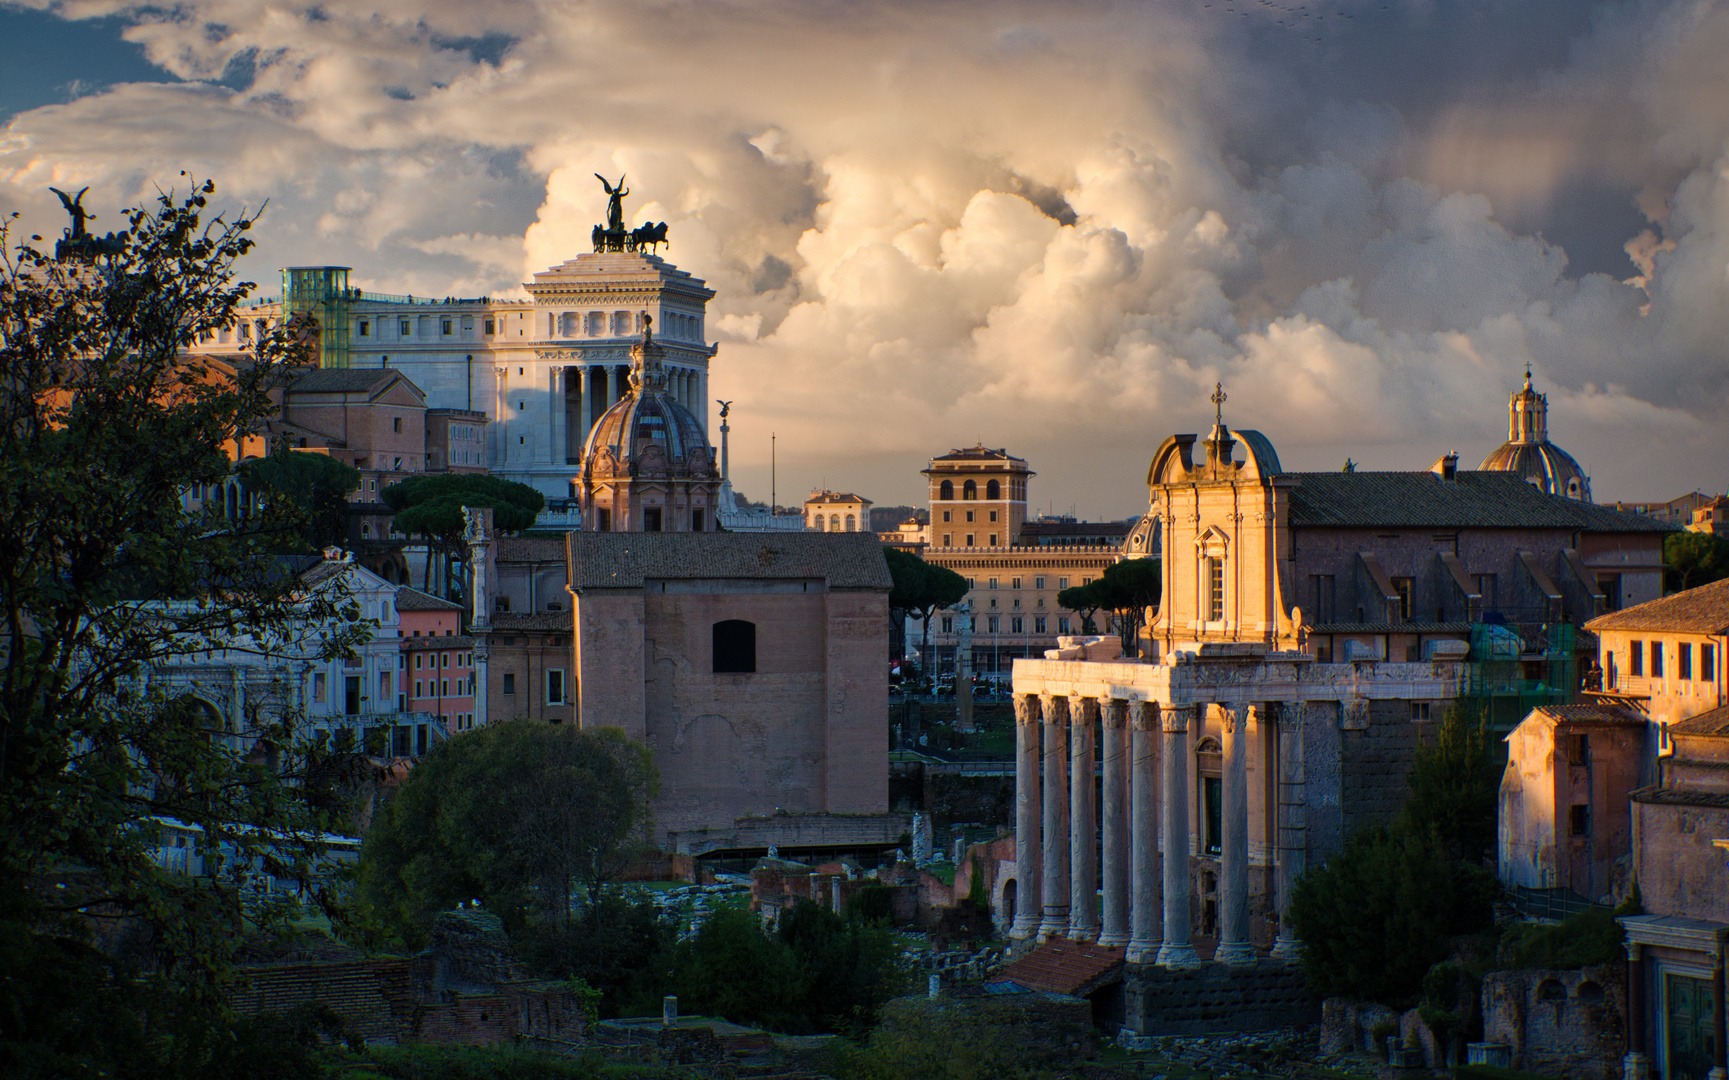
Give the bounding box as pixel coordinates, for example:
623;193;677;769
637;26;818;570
3;0;1727;513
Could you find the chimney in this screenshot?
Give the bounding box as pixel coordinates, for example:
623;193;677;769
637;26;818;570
1431;452;1459;481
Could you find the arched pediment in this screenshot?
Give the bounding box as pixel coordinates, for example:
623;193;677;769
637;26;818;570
1194;735;1223;755
1148;434;1197;486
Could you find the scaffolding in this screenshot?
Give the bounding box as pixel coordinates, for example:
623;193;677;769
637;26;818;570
281;266;352;369
1461;621;1579;730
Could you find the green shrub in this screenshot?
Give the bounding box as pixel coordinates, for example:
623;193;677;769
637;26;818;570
1496;906;1625;971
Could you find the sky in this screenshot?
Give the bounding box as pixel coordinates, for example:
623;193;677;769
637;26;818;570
2;0;1726;518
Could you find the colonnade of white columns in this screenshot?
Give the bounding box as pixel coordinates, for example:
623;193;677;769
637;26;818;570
1011;693;1304;968
561;363;711;464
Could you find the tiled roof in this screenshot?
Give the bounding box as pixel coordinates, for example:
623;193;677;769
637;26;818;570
289;368;423;399
806;491;870;505
484;613;571;632
403;634;474;649
1526;704;1648;727
570;532;892;590
993;939;1124;996
1585;578;1729;635
1285;471;1675;532
394;587;462;612
497;536;569;563
1670;704;1729;739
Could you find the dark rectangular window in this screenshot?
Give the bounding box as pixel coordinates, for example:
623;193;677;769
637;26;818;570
1631;640;1644;677
1567;733;1590;767
1680;643;1693;680
987;615;999;633
1058;616;1070;633
1034;616;1046;634
1011;616;1023;633
713;620;757;673
597;508;611;532
692;509;705;532
940;616;952;633
546;670;565;704
502;673;516;695
1704;645;1716;682
1203;775;1223;855
644;507;662;532
1653;641;1665;678
1569;804;1590;837
1207;557;1224;621
484;318;495;335
345;676;361;715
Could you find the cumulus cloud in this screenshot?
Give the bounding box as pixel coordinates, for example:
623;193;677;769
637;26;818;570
3;0;1728;512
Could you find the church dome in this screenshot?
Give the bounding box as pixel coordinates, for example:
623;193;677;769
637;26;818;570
1479;367;1592;502
580;318;715;481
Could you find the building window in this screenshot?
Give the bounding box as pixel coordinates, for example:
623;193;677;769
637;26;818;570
1679;643;1693;680
399;319;411;335
1652;641;1665;679
546;669;566;704
987;479;1001;499
1034;616;1046;634
358;319;369;337
989;534;998;546
941;616;953;633
1568;804;1590;837
942;511;951;522
1058;577;1069;590
1392;577;1414;620
345;676;361;715
441;680;449;696
1410;701;1431;721
1058;616;1070;633
693;509;705;532
441;318;452;335
987;616;1000;633
989;510;998;522
830;514;840;530
988;578;998;590
1567;733;1591;766
966;578;975;589
1011;616;1023;633
392;417;402;433
597;508;611;532
845;514;855;531
1011;578;1022;590
313;672;326;703
939;480;953;500
644;507;663;532
966;510;975;523
942;534;951;546
713;620;757;673
1704;644;1716;682
415;654;423;670
484;317;495;335
965;534;974;547
1035;576;1045;590
1207;557;1225;622
414;680;423;698
1631;640;1644;677
502;673;516;695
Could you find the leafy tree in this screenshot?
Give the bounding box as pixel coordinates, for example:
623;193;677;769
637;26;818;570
1088;558;1161;656
1287;697;1501;1004
666;900;907;1037
1287;825;1496;1005
382;473;543;599
1057;581;1102;634
1664;530;1729;594
0;182;371;1076
239;448;360;550
884;546;968;672
1399;699;1501;864
356;720;657;942
514;892;676;1019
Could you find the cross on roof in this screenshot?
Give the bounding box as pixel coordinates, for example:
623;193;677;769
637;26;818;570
1211;381;1227;428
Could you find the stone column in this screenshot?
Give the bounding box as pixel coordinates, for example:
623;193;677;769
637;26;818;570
1623;941;1648;1080
1156;704;1200;968
548;366;564;466
1271;702;1306;962
1098;699;1131;948
1012;694;1043;940
1039;694;1071;939
1126;700;1161;962
1069;697;1100;941
1216;703;1256;966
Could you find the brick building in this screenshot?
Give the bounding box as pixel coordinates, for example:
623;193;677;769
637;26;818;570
567;531;899;854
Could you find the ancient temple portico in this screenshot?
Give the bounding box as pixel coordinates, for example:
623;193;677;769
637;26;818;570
1009;649;1463;967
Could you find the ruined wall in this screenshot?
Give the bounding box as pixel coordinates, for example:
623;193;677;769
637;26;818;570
1339;699;1421;839
1125;960;1316;1036
1633;795;1729;922
1482;965;1627;1080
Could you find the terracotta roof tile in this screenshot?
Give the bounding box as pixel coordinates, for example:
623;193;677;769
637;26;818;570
1670;704;1729;738
994;939;1124;996
497;536;569;562
1527;704;1648;727
1286;471;1675;532
394;587;462;612
485;613;571;631
1585;578;1729;635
